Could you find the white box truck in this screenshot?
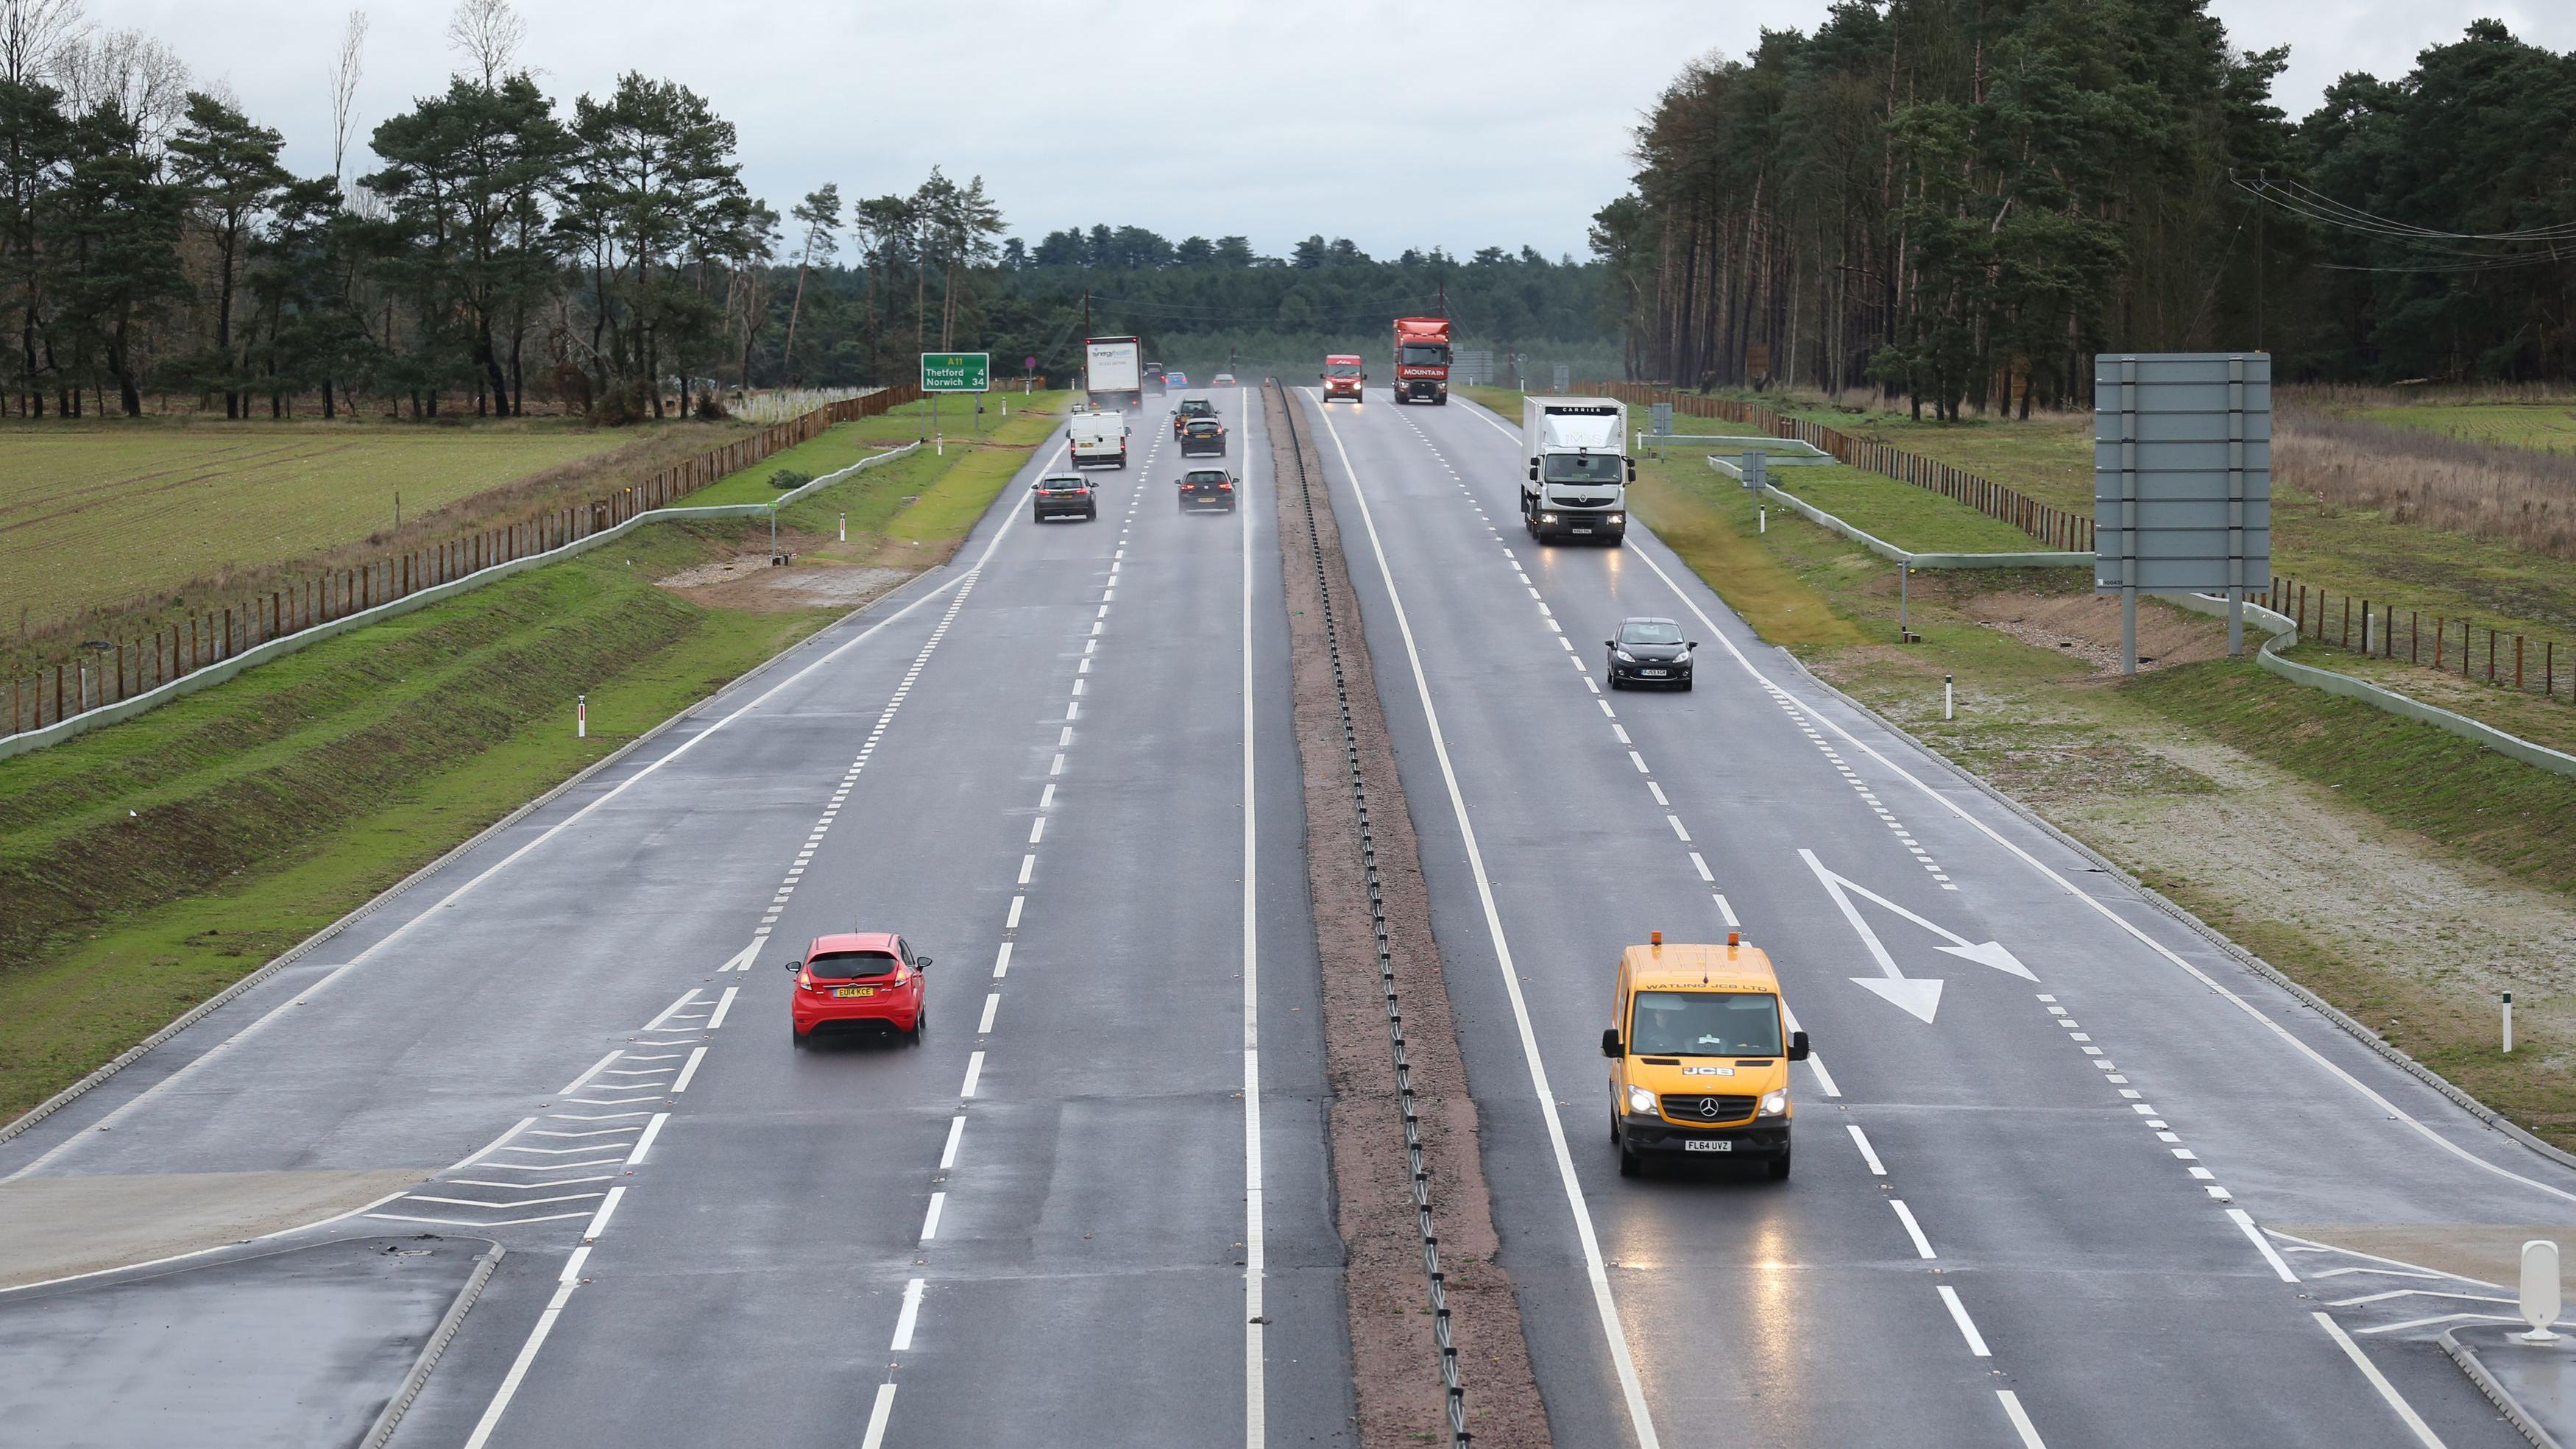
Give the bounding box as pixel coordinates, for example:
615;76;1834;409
1521;396;1631;544
1068;407;1128;469
1085;336;1144;412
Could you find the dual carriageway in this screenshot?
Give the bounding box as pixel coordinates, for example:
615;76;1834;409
4;383;2572;1447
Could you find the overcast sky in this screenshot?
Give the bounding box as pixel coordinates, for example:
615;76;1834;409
75;0;2576;263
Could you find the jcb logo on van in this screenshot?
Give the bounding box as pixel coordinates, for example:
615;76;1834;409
1681;1066;1735;1077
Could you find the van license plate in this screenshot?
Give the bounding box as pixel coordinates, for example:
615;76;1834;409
1683;1140;1733;1153
1571;527;1594;534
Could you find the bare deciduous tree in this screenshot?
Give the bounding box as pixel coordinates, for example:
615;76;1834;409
0;0;82;86
59;29;191;150
328;10;367;185
446;0;523;87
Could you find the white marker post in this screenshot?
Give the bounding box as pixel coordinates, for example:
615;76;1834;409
2520;1239;2561;1342
1945;674;1955;720
839;511;847;542
2504;991;2514;1053
576;693;587;739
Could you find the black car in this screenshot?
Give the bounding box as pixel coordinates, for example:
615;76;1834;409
1172;396;1217;436
1030;473;1097;522
1179;417;1227;456
1605;616;1695;689
1178;468;1236;511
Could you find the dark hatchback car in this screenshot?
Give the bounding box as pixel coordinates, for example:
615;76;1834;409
1030;473;1097;522
1172;396;1217;436
1179;417;1228;456
1178;467;1236;511
1605;616;1696;690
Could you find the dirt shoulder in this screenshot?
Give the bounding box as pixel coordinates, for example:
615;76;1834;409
1264;382;1551;1448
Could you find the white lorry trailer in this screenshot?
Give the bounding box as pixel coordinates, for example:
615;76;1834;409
1085;336;1144;412
1519;396;1631;544
1068;408;1128;469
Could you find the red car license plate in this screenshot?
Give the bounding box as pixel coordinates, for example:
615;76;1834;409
833;986;875;999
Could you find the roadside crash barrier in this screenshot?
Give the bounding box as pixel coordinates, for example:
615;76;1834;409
1277;382;1474;1448
0;444;921;762
1712;455;2576;782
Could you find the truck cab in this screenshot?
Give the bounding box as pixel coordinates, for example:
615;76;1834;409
1521;396;1631;545
1321;355;1365;403
1602;933;1807;1179
1393;316;1451;405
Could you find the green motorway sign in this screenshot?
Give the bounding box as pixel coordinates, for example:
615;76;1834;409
919;352;991;392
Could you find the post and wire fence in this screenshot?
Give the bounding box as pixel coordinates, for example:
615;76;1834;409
2262;575;2576;704
6;383;926;740
1582;381;2097;553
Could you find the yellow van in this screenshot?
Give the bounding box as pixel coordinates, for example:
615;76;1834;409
1601;932;1808;1180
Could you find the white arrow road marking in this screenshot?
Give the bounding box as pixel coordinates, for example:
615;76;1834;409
1808;854;2034;979
1803;849;1942;1022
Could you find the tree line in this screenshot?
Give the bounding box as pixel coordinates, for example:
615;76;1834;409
1596;3;2576;411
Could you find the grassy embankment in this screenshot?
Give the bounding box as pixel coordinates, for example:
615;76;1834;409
0;416;758;677
0;394;1067;1119
1553;386;2576;1145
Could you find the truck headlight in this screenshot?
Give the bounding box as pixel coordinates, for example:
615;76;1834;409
1627;1085;1657;1115
1540;512;1557;523
1608;513;1624;525
1758;1088;1788;1117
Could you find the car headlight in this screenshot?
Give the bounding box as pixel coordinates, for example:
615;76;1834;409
1758;1088;1788;1117
1626;1084;1657;1115
1613;648;1637;663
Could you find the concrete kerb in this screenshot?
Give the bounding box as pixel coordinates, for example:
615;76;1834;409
361;1241;506;1449
1771;642;2576;1180
0;442;922;761
2441;1328;2566;1449
0;542;962;1149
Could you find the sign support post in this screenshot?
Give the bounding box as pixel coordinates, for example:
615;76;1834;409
2095;352;2271;677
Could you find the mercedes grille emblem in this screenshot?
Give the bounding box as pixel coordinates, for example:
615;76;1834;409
1699;1099;1719;1118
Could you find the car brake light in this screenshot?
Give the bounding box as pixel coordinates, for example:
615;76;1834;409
1218;481;1232;490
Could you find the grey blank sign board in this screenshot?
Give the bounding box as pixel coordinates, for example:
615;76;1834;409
2094;353;2271;593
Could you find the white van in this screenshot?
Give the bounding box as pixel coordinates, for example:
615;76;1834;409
1069;408;1128;469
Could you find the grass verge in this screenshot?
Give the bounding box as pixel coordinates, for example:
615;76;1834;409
0;410;1050;1120
1628;442;2576;1149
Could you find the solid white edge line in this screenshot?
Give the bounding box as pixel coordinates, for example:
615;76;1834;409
1938;1283;1991;1356
1996;1389;2049;1448
2228;1207;2301;1282
448;1115;538;1172
1890;1199;1937;1259
623;1112;670;1166
556;1049;623;1097
1242;382;1267;1449
1310;393;1663;1449
857;1384;899;1449
461;1280;577;1449
891;1277;924;1350
2313;1312;2449;1448
641;988;701;1033
9;439;1066;1186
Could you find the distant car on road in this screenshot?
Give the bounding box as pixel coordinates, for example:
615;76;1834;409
1167;371;1189;387
1172;395;1217;436
1030;473;1099;522
1605;616;1694;690
1178;467;1237;511
1179;417;1228;457
788;932;930;1045
1212;372;1237;387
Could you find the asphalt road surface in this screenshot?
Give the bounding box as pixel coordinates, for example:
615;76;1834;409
5;379;2574;1449
1301;384;2576;1448
0;385;1349;1449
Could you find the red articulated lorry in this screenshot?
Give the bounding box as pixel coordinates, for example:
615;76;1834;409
1392;316;1452;405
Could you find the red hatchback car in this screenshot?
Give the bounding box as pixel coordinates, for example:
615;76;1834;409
787;932;930;1045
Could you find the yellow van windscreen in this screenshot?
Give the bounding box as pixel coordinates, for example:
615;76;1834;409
1630;991;1782;1057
